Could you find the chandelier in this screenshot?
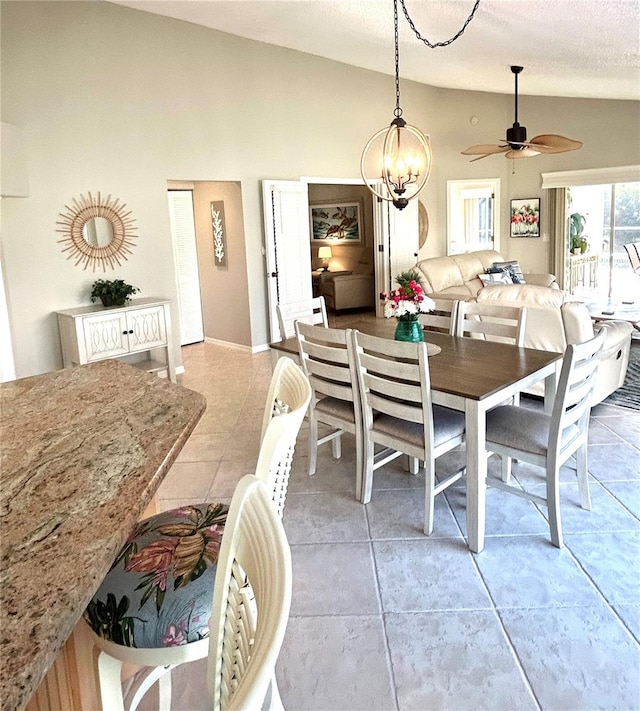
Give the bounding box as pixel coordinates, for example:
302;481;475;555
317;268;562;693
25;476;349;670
360;0;481;210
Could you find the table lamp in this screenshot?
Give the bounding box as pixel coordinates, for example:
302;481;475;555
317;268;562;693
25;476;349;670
318;246;332;270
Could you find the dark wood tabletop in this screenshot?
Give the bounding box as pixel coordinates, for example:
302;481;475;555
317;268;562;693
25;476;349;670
271;318;562;402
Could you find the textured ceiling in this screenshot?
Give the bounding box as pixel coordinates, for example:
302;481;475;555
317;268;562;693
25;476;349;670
110;0;640;101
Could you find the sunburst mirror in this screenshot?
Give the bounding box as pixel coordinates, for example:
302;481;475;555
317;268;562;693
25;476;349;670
56;192;137;271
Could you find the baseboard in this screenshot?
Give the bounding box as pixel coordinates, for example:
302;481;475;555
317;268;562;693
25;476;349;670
203;336;270;355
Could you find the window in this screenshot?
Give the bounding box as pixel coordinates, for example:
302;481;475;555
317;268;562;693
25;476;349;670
447;179;500;255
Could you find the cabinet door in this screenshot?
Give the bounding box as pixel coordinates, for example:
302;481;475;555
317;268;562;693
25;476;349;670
126;306;167;352
83;312;129;361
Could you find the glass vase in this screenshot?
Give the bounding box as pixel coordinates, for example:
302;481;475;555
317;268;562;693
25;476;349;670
394;318;424;342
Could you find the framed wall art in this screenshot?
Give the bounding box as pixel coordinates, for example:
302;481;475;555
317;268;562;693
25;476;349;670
210;200;227;267
510;197;540;238
309;200;362;244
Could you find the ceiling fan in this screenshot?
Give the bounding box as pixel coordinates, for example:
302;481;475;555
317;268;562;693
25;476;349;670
461;66;583;162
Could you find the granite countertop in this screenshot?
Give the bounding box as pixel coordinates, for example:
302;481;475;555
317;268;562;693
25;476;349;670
0;360;206;711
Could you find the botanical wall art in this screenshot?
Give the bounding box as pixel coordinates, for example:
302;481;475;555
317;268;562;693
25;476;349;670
210;201;227;268
510;198;540;238
309;200;362;244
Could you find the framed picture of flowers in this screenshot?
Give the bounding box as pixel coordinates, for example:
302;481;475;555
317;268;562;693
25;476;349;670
309;200;363;244
510;198;540;238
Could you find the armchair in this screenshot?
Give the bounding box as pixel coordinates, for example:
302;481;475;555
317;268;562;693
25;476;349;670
318;269;375;311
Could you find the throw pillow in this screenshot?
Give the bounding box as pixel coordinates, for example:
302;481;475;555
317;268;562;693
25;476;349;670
492;260;527;284
479;271;513;286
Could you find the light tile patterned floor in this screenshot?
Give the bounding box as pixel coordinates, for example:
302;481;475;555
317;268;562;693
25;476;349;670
146;339;639;711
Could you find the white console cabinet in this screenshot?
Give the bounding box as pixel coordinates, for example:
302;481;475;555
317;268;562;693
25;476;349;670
56;298;176;382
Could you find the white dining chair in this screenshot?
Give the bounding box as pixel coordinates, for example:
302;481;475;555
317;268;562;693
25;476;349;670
206;475;292;711
454;301;527;345
352;330;466;535
83;357;310;711
485;331;604;548
276;296;328;340
419;298;459;334
295;321;364;496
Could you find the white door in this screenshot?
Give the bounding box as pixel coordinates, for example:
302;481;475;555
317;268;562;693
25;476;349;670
167;190;205;345
374;197;419;315
262;180;313;342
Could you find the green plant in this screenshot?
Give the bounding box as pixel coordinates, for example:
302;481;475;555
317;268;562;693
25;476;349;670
90;279;140;307
569;213;589;253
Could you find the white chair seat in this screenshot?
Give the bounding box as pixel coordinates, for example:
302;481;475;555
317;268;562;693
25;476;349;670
486;406;580;457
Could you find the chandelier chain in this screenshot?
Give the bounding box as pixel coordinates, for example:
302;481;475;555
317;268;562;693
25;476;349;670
399;0;482;49
394;0;402;117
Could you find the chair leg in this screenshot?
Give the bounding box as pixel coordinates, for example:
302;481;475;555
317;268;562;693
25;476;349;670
331;433;342;460
408;456;419;475
501;455;512;483
546;461;563;548
308;414;318;476
360;439;375;504
424;459;435;535
267;673;285;711
127;665;175;711
354;430;364;508
157;669;172;711
575;442;592;510
97;651;125;711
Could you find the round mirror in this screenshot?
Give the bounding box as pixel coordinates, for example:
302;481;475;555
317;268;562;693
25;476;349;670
82;216;114;248
57;192;137;272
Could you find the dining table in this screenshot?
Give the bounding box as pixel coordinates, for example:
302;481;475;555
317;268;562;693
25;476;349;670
271;317;562;553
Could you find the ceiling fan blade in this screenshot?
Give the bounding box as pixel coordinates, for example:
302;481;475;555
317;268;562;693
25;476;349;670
504;148;541;159
529;134;584;154
461;144;508;156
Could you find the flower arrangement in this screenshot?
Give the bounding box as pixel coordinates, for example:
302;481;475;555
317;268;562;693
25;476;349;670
382;270;435;322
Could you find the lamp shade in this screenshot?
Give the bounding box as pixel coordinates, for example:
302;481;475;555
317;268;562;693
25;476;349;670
317;247;333;260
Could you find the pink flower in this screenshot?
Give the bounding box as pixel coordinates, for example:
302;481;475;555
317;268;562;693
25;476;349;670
162;622;187;646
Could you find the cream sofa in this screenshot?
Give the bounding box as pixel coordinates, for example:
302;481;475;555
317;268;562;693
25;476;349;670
476;284;633;404
414;249;557;301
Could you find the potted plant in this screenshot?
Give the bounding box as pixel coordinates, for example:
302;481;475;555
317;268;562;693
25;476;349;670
90;279;140;307
569;213;589;254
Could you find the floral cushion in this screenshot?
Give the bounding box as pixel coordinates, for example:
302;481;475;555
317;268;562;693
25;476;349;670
84;503;228;649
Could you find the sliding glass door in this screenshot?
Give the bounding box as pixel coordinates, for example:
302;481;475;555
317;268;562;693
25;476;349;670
567;181;639;300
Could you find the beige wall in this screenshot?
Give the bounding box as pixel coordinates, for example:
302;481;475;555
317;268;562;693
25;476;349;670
191;181;251;346
2;1;638;377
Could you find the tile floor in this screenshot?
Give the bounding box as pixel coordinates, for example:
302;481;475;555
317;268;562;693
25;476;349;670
147;337;639;711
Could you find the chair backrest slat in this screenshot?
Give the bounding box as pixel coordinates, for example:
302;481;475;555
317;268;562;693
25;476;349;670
256;357;311;519
353;331;433;443
277;296;328;339
207;476;292;711
550;331;604;452
420;298;459;335
455;301;527;346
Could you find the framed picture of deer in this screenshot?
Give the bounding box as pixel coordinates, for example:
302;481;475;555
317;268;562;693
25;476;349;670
309;200;363;244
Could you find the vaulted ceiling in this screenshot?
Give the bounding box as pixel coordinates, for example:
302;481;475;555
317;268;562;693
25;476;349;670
110;0;640;101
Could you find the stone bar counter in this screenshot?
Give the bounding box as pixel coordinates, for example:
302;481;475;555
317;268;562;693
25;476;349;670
0;360;206;711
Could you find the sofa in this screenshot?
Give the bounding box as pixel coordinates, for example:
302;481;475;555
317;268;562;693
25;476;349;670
476;284;633;404
414;249;557;301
